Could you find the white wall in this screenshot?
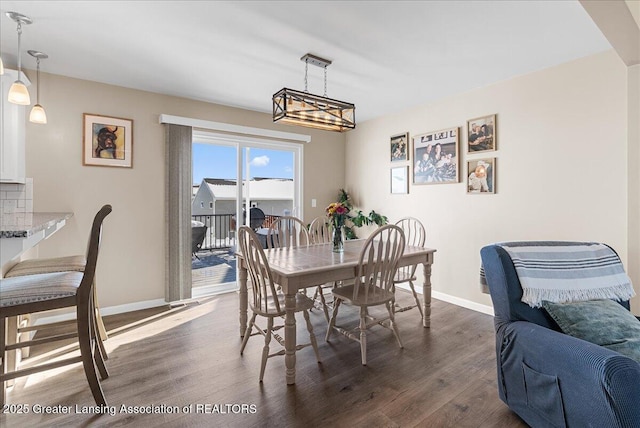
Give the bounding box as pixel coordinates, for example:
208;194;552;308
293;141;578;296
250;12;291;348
345;50;629;310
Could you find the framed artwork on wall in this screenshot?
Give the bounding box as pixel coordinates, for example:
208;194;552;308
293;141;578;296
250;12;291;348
467;114;496;153
390;132;409;162
391;166;409;194
412;127;459;185
467;158;496;194
83;113;133;168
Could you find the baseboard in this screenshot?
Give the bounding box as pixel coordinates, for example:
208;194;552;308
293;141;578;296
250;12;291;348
34;285;492;325
192;282;237;298
33;298;169;326
431;290;494;316
396;283;494;316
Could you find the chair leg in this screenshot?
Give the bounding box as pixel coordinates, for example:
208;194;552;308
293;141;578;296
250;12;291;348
317;286;330;324
259;318;273;382
77;301;107;406
359;306;368;366
6;317;17;389
240;313;257;355
386;301;403;348
302;310;321;363
408;281;424;320
325;298;342;342
1;317;6;407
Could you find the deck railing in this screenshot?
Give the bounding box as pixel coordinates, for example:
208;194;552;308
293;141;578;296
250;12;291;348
192;213;282;250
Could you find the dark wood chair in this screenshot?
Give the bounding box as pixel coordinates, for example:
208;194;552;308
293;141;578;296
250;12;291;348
191;225;207;259
0;204;112;406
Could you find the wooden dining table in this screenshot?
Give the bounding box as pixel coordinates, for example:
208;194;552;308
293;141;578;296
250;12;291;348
236;238;436;385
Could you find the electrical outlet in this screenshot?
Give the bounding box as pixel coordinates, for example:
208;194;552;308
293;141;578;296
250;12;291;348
311;199;317;208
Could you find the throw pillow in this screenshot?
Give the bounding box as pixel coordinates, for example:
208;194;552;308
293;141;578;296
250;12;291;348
542;299;640;363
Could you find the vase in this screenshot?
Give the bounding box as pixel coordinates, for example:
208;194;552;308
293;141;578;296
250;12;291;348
332;223;344;253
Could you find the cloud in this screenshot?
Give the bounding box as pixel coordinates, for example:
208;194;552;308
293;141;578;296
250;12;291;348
250;155;270;167
284;166;293;173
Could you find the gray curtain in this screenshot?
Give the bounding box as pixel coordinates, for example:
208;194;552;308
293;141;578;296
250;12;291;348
165;124;192;302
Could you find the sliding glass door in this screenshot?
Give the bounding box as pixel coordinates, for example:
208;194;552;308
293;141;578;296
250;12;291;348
191;131;302;296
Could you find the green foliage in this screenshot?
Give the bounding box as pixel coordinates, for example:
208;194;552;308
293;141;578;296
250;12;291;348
336;189;388;239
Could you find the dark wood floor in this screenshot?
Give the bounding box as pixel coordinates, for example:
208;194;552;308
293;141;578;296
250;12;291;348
1;290;527;427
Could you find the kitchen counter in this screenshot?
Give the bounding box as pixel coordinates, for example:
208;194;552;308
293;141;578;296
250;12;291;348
0;212;73;267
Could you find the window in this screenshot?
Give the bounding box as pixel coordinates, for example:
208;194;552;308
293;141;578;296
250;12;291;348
209;202;213;209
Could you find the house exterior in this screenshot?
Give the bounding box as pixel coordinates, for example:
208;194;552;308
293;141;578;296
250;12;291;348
191;177;294;216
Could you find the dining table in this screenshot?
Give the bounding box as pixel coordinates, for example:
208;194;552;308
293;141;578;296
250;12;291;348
236;238;436;385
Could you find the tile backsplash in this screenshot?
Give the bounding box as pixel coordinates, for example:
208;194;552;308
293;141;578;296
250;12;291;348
0;178;33;214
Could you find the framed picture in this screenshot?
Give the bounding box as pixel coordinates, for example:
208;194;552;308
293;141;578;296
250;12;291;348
467;114;496;153
413;127;459;185
390;132;409;162
390;166;409;194
467;158;496;194
83;113;133;168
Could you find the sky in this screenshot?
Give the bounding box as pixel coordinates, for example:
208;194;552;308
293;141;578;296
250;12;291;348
192;143;294;185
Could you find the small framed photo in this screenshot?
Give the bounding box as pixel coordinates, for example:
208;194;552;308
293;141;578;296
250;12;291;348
83;113;133;168
467;158;496;194
413;127;459;185
390;132;409;162
467;114;496;153
391;166;409;194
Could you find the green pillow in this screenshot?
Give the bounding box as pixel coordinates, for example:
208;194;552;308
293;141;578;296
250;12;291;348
542;299;640;363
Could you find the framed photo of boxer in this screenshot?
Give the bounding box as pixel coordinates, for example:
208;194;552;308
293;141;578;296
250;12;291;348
467;158;496;194
83;113;133;168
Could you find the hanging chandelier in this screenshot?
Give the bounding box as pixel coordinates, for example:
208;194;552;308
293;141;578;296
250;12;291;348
273;53;355;132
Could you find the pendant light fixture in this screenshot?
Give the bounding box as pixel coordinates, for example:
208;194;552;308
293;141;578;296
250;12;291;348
28;50;48;124
0;56;4;75
273;53;355;132
6;11;32;105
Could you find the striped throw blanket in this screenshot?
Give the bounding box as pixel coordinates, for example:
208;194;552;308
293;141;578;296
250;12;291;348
482;242;635;308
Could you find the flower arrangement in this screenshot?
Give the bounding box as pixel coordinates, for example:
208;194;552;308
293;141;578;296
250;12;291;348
326;201;349;228
326;201;349;252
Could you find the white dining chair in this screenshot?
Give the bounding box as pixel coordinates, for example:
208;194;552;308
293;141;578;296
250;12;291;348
326;224;405;365
238;226;321;381
393;217;426;319
266;216;310;249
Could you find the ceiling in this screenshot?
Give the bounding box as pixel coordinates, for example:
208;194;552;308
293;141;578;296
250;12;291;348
0;1;612;123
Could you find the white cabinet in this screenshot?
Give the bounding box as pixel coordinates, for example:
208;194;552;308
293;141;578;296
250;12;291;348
0;68;30;183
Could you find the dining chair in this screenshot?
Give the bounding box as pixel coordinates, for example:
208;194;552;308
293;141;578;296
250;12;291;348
4;207;114;354
393;217;426;320
309;216;331;245
326;224;405;365
238;226;321;381
266;216;310;249
0;204;112;407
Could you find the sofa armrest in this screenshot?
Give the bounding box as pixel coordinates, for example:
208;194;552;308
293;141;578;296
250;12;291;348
497;321;640;427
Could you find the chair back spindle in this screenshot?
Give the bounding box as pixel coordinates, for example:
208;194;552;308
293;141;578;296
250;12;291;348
239;226;282;314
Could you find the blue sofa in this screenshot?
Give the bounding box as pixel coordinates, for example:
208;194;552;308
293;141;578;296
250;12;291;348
480;243;640;427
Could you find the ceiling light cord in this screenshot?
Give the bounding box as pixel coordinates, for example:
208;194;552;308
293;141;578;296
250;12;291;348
16;21;22;74
324;66;327;98
304;58;309;93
